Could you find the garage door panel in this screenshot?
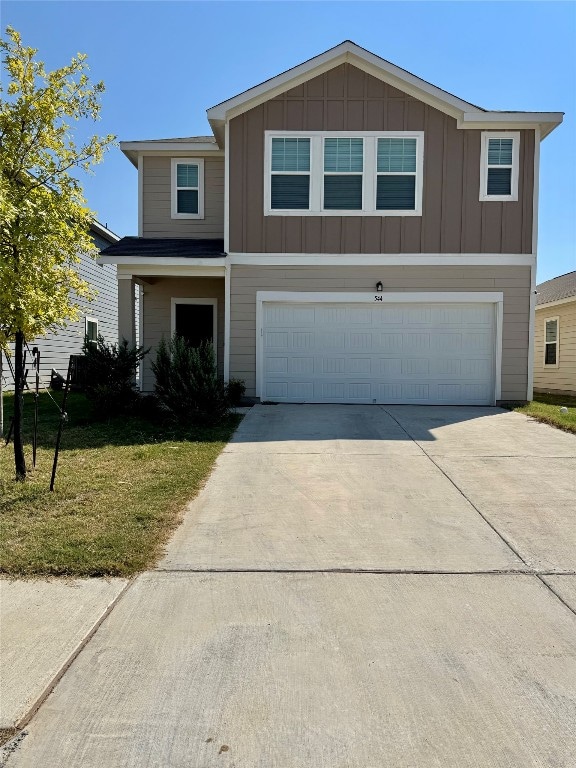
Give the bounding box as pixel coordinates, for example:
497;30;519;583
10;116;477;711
261;301;496;405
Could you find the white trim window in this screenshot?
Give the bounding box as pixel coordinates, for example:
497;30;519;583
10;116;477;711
544;316;559;367
479;132;520;202
171;158;204;219
85;317;99;345
264;131;424;216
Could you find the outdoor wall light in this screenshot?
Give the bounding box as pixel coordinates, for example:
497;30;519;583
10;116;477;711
376;281;383;292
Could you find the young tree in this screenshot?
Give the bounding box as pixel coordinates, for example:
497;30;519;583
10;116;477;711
0;27;114;479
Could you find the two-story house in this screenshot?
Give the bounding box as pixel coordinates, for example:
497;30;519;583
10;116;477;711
99;41;562;405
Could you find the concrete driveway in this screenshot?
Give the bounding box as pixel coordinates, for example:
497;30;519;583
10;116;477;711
5;405;576;767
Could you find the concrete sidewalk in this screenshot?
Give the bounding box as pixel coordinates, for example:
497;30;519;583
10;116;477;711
0;578;127;731
3;405;576;767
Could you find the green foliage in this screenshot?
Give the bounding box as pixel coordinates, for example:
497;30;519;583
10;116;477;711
152;336;230;425
82;335;148;417
226;377;246;406
0;26;115;348
0;25;115;479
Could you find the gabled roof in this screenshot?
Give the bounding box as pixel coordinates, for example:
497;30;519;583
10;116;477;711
206;41;562;146
536;271;576;306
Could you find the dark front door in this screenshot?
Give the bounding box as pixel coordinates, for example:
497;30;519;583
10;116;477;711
175;303;214;348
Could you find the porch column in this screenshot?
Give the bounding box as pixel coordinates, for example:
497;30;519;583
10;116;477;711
118;275;136;346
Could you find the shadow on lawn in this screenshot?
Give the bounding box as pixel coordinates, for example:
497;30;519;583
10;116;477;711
1;391;241;452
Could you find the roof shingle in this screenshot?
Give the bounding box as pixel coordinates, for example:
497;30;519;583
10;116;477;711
536;271;576;305
99;237;225;259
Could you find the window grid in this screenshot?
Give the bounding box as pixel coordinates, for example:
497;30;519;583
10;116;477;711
480;133;519;202
544;318;559;367
265;132;423;216
171;158;204;219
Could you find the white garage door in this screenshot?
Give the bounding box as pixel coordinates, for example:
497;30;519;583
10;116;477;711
260;301;496;405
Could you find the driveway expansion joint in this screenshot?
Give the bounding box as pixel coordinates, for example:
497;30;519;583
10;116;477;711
379;406;576;619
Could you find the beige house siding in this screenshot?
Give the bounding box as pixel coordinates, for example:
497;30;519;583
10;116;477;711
139;277;225;391
534;300;576;395
229;264;531;401
229;63;534;255
142;156;224;239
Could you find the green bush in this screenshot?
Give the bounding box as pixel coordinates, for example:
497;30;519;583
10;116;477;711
82;336;148;417
152;336;229;425
226;377;246;406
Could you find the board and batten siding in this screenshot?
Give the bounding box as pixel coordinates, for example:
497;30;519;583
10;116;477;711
229;63;534;255
142;155;224;238
534;301;576;395
3;248;118;391
229;264;532;401
140;277;225;391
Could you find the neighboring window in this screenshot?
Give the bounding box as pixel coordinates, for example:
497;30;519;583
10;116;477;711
544;317;559;366
264;131;423;216
85;317;98;345
479;132;519;202
171;158;204;219
270;137;310;210
323;138;363;210
377;138;417;210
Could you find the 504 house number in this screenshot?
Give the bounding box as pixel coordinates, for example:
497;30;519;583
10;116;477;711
374;295;383;301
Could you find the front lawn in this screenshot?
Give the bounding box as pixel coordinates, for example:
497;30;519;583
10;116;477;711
514;392;576;434
0;392;241;577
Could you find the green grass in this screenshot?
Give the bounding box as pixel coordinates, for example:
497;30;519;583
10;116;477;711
514;392;576;434
0;391;241;577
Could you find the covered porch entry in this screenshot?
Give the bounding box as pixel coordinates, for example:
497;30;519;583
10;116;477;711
99;238;226;392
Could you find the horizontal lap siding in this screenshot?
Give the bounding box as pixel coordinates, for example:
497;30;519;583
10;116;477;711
140;277;225;391
534;301;576;394
3;250;117;391
229;64;534;255
229;264;531;401
143;156;224;238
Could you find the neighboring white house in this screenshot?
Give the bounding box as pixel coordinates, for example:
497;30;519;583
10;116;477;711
534;271;576;396
1;220;120;391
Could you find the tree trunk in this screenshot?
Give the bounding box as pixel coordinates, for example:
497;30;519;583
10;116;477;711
13;330;26;480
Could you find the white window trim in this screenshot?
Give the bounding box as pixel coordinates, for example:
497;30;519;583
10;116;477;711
255;291;503;404
170;298;218;348
171;158;205;219
85;316;99;344
479;131;520;202
543;316;560;368
264;131;424;217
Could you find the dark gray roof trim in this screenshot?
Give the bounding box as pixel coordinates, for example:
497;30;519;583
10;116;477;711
536;271;576;305
100;237;225;259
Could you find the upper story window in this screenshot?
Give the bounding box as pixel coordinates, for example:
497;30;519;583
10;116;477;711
171;158;204;219
264;131;423;217
479;132;519;202
544;317;559;366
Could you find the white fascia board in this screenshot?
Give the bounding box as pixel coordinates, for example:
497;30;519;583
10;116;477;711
90;220;120;242
207;42;477;124
458;112;563;138
229;253;536;267
121;143;222;168
535;296;576;311
120;141;220;153
99;256;225;266
117;265;225;278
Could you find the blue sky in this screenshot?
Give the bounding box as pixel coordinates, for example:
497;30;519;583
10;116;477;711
3;1;575;282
